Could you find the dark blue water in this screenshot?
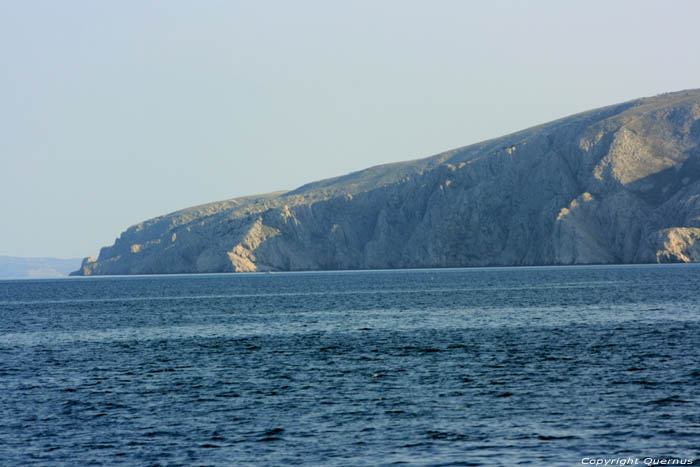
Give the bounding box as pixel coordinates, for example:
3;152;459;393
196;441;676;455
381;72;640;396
1;265;699;466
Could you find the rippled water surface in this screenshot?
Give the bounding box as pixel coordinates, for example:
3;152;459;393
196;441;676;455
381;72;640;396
1;265;699;466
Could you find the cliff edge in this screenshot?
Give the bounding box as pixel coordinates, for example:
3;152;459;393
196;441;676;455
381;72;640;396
72;90;700;275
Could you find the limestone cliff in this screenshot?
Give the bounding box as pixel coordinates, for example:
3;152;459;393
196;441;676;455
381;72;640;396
72;89;700;275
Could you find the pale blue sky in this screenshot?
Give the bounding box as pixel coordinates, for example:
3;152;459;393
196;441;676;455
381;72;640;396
2;0;699;258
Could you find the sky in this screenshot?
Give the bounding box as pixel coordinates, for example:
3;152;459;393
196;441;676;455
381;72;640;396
2;0;700;259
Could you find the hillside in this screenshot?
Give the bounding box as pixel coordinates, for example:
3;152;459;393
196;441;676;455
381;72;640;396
73;90;700;275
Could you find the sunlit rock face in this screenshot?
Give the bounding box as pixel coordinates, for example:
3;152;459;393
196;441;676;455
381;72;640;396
72;90;700;275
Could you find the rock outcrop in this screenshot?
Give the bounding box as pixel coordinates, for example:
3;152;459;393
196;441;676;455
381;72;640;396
72;90;700;275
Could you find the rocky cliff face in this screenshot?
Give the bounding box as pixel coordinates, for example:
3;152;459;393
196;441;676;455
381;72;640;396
73;90;700;275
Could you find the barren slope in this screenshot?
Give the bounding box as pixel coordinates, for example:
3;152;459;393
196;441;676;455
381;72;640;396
73;90;700;275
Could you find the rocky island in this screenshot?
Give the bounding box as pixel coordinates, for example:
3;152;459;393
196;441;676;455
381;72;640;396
73;90;700;275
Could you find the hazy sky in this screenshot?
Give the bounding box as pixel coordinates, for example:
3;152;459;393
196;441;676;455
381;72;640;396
2;0;700;258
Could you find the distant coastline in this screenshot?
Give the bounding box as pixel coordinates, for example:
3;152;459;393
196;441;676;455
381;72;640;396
0;256;82;279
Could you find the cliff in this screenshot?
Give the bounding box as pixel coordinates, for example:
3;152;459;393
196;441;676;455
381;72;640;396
72;90;700;275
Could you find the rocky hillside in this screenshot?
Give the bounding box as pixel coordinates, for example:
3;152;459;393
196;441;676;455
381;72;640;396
73;90;700;275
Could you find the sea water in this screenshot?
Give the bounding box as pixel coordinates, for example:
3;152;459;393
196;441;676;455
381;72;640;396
1;265;698;466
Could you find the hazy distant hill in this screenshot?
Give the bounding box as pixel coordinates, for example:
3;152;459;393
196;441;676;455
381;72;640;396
1;256;82;279
74;89;700;275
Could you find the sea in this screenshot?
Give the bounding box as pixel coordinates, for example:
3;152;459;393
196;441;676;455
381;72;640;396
0;265;698;466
